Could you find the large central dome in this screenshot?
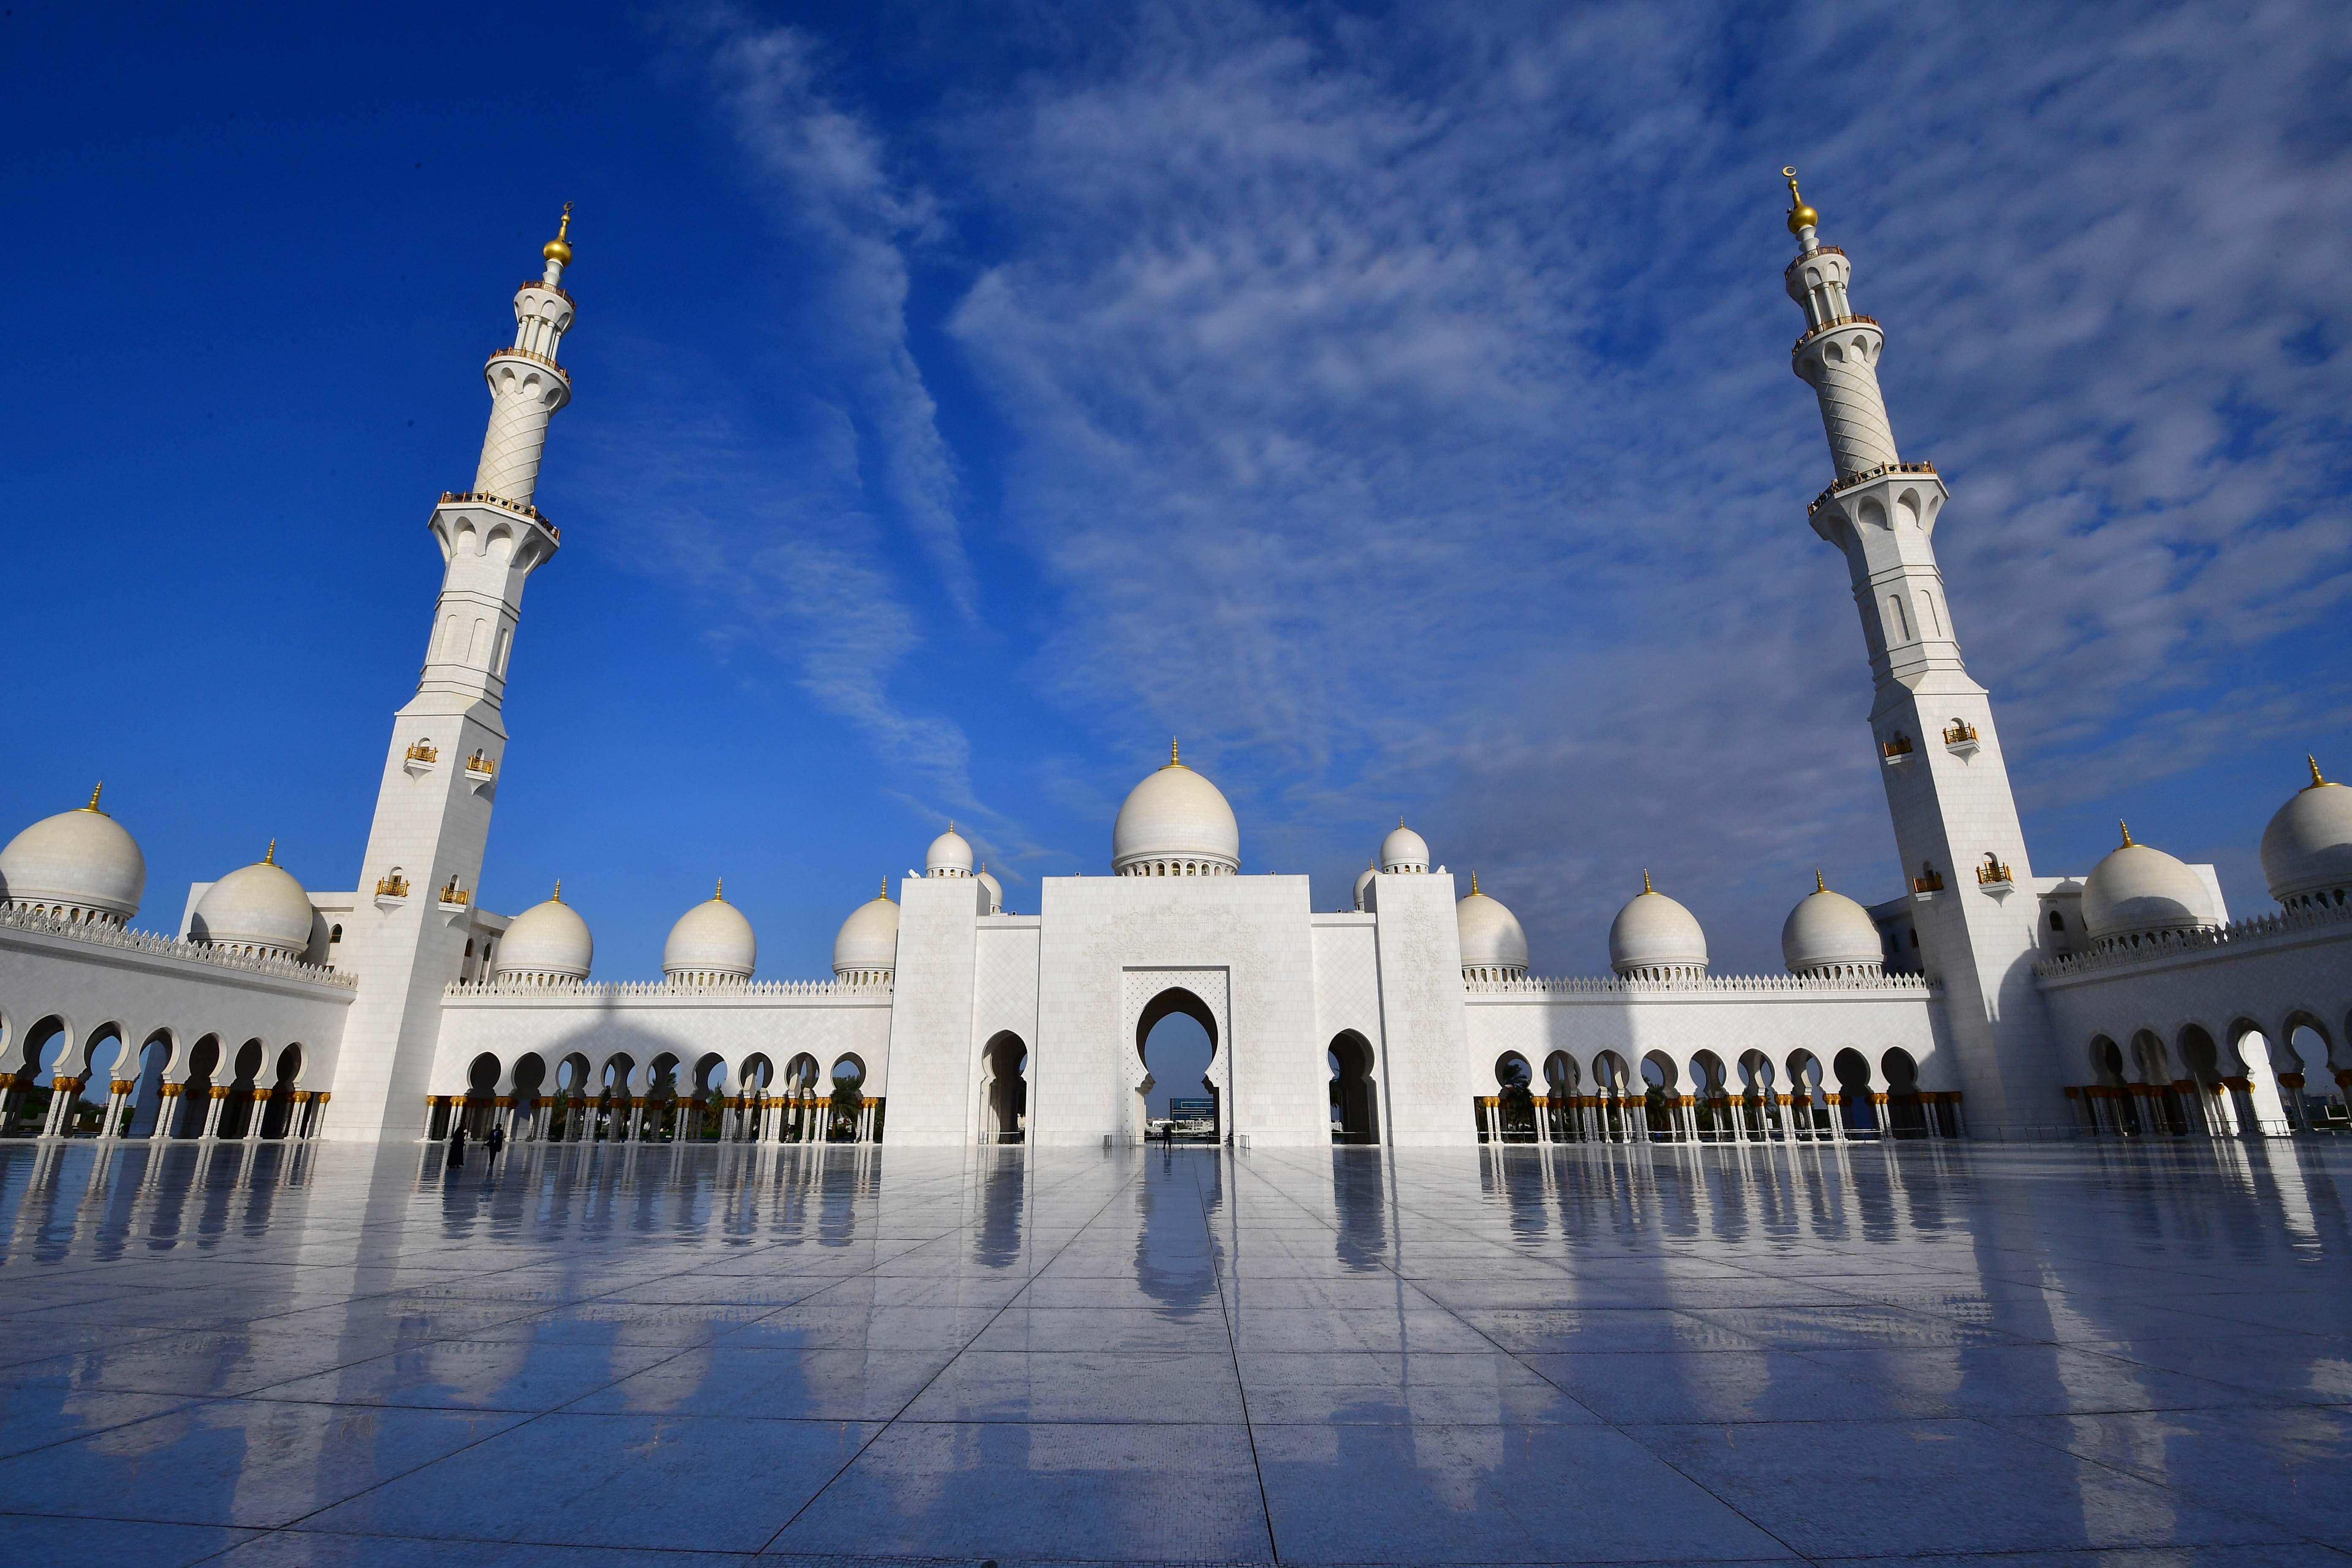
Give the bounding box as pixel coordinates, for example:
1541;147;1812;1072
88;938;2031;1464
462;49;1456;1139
1113;741;1240;876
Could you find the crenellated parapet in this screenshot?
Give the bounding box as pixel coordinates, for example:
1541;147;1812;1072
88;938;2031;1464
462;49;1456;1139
0;903;356;990
2034;898;2352;982
1467;971;1935;997
443;975;892;1001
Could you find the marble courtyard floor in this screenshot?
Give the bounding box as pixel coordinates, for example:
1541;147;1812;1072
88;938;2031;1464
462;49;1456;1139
0;1138;2348;1567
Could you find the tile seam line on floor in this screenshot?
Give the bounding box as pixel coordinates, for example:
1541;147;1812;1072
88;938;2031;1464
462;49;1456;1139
161;1160;1108;1561
1200;1148;1288;1566
1230;1147;1817;1565
752;1153;1149;1556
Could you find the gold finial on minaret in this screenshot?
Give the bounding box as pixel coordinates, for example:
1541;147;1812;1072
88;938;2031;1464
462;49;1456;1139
2118;821;2134;848
264;839;277;866
82;781;103;813
1815;868;1826;893
2309;754;2329;789
1642;868;1654;894
1783;166;1818;235
543;202;574;265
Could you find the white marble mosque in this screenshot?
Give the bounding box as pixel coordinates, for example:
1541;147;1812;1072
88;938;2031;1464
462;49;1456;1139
3;181;2349;1153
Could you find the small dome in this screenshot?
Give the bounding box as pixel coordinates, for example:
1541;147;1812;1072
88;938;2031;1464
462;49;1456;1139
1781;874;1884;976
1112;741;1240;875
2260;758;2352;908
496;888;593;981
1456;875;1528;978
1352;862;1377;912
663;886;755;981
1380;821;1429;874
977;863;1004;915
0;787;145;924
926;825;974;878
192;845;313;958
2082;825;2216;942
833;884;900;979
1609;874;1708;979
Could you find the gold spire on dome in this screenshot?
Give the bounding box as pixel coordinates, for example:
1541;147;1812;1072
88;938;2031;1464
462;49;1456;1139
1167;737;1183;769
715;879;724;901
1782;166;1818;235
1642;868;1654;895
1815;868;1826;893
542;203;574;265
2309;754;2330;789
552;880;563;903
878;877;889;901
264;839;277;866
82;782;104;814
2118;822;2134;848
1470;871;1481;895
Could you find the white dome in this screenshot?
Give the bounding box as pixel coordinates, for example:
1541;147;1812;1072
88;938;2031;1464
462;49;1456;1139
663;888;755;981
977;864;1004;915
1609;877;1709;979
926;825;974;878
2260;759;2352;907
0;789;145;924
1112;743;1240;875
1380;822;1429;873
1781;876;1884;976
2082;828;2216;942
1352;863;1377;912
833;886;900;979
496;891;593;981
191;847;313;958
1456;877;1528;978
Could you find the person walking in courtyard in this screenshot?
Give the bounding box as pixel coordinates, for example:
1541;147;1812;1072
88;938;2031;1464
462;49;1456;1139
485;1122;505;1165
446;1123;466;1168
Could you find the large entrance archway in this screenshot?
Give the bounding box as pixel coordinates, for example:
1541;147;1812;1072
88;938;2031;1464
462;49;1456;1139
1137;986;1220;1141
1328;1031;1378;1144
980;1031;1028;1143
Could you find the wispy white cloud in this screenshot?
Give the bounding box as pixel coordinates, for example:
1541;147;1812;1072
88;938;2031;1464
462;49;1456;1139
924;0;2352;966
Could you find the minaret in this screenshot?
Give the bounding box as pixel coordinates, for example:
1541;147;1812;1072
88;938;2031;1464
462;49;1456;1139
329;211;577;1141
1780;170;2061;1133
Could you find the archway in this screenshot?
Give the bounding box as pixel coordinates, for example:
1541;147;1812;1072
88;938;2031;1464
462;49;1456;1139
1544;1052;1579;1141
828;1056;867;1142
260;1045;303;1138
509;1053;546;1141
1491;1053;1535;1143
2130;1030;2185;1135
1328;1032;1377;1144
1641;1052;1680;1141
462;1052;501;1140
737;1055;774;1142
1832;1047;1876;1136
2286;1020;2343;1130
1689;1051;1730;1141
981;1032;1028;1143
1785;1051;1826;1138
1593;1051;1634;1142
1738;1051;1778;1140
8;1016;68;1135
1137;988;1219;1141
223;1040;266;1138
125;1032;173;1138
1881;1048;1926;1138
177;1035;222;1137
782;1053;819;1142
689;1054;727;1141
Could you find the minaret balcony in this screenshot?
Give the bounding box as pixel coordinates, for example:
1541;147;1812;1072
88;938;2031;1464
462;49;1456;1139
436;491;560;543
1910;866;1946;902
1807;461;1940;520
1881;733;1914;767
402;741;440;778
1974;856;2014;897
1790;313;1879;357
463;751;498;796
373;873;412;912
1942;720;1981;758
484;345;569;381
437;881;472;925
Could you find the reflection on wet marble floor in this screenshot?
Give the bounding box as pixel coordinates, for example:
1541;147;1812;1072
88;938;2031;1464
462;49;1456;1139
0;1138;2349;1567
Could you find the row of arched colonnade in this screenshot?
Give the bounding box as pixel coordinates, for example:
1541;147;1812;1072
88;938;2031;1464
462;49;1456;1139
0;1010;324;1142
2072;1013;2352;1137
1466;1044;1960;1143
426;1048;885;1145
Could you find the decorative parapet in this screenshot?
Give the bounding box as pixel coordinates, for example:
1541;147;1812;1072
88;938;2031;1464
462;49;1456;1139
441;975;894;1000
1808;460;1939;517
1465;972;1934;997
0;903;356;990
2034;899;2352;981
438;490;560;539
1791;312;1880;355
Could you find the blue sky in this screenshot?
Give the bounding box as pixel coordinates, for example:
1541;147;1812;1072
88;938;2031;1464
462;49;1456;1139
4;0;2348;984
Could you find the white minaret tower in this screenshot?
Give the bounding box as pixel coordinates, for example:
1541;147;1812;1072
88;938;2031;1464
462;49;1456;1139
329;210;578;1141
1780;170;2062;1134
